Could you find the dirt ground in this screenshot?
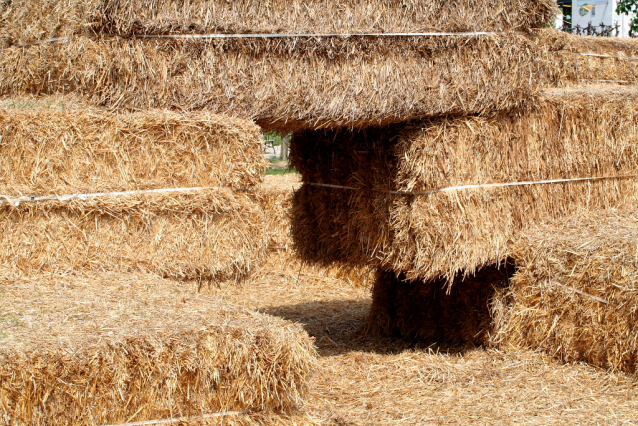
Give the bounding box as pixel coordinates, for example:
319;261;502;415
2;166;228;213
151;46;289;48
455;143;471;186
207;174;638;426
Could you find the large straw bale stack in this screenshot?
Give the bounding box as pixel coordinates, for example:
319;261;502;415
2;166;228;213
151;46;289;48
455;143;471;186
0;191;267;283
0;34;550;131
493;210;638;373
0;104;268;282
0;0;557;49
0;272;317;425
291;86;638;281
0;105;266;195
367;264;512;346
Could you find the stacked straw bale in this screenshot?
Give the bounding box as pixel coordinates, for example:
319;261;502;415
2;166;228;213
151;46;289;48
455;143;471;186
0;106;266;195
0;0;557;48
254;175;375;286
1;31;636;131
0;105;269;282
0;0;560;133
493;210;638;373
0;34;550;131
541;31;638;84
0;192;266;282
0;272;317;425
291;86;638;282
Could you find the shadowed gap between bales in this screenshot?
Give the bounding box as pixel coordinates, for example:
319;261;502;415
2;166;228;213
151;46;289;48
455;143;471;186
366;261;516;348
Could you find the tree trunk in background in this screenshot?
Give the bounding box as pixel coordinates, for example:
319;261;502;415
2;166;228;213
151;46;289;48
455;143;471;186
281;133;291;162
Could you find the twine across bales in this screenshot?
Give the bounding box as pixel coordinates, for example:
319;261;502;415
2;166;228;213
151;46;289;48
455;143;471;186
540;30;638;84
0;104;266;195
494;210;638;374
0;272;317;425
0;0;557;48
291;86;638;281
0;192;268;283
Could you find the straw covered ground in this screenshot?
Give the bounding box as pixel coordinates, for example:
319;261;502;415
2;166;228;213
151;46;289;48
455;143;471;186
291;86;638;281
0;271;317;425
493;209;638;374
0;34;550;131
0;103;266;195
0;191;268;283
0;0;557;48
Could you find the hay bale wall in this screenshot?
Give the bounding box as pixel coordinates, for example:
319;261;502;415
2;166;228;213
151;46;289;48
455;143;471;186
0;272;317;425
367;264;512;346
0;35;548;131
494;210;638;373
0;105;266;195
0;105;268;282
0;0;557;48
0;192;266;283
2;29;637;131
291;87;638;281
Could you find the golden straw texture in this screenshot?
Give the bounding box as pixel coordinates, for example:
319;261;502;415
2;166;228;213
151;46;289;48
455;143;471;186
541;30;638;84
291;86;638;281
0;192;267;283
2;29;636;131
0;105;266;196
0;272;317;425
0;0;557;48
493;210;638;373
0;34;548;131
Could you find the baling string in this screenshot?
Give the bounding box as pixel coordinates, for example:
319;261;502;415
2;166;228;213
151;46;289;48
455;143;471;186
2;174;637;208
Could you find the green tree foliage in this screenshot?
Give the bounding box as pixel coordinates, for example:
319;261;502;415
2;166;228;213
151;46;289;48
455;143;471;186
617;0;638;36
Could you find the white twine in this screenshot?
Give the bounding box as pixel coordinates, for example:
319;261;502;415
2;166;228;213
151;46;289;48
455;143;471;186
100;410;248;426
0;31;512;52
549;281;609;304
306;174;638;196
0;186;235;207
0;36;74;52
578;78;636;84
138;31;503;39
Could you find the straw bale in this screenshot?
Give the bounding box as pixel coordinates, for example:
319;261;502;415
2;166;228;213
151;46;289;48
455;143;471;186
0;0;557;48
0;105;266;195
366;265;512;346
291;86;638;281
0;34;550;131
254;175;375;287
0;191;267;283
539;29;638;85
0;272;317;425
492;209;638;373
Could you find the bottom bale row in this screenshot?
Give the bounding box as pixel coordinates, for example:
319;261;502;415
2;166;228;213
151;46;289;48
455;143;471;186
0;272;317;425
368;209;638;374
1;205;636;424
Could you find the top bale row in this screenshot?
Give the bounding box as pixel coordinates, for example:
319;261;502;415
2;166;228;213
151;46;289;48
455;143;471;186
0;0;558;48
